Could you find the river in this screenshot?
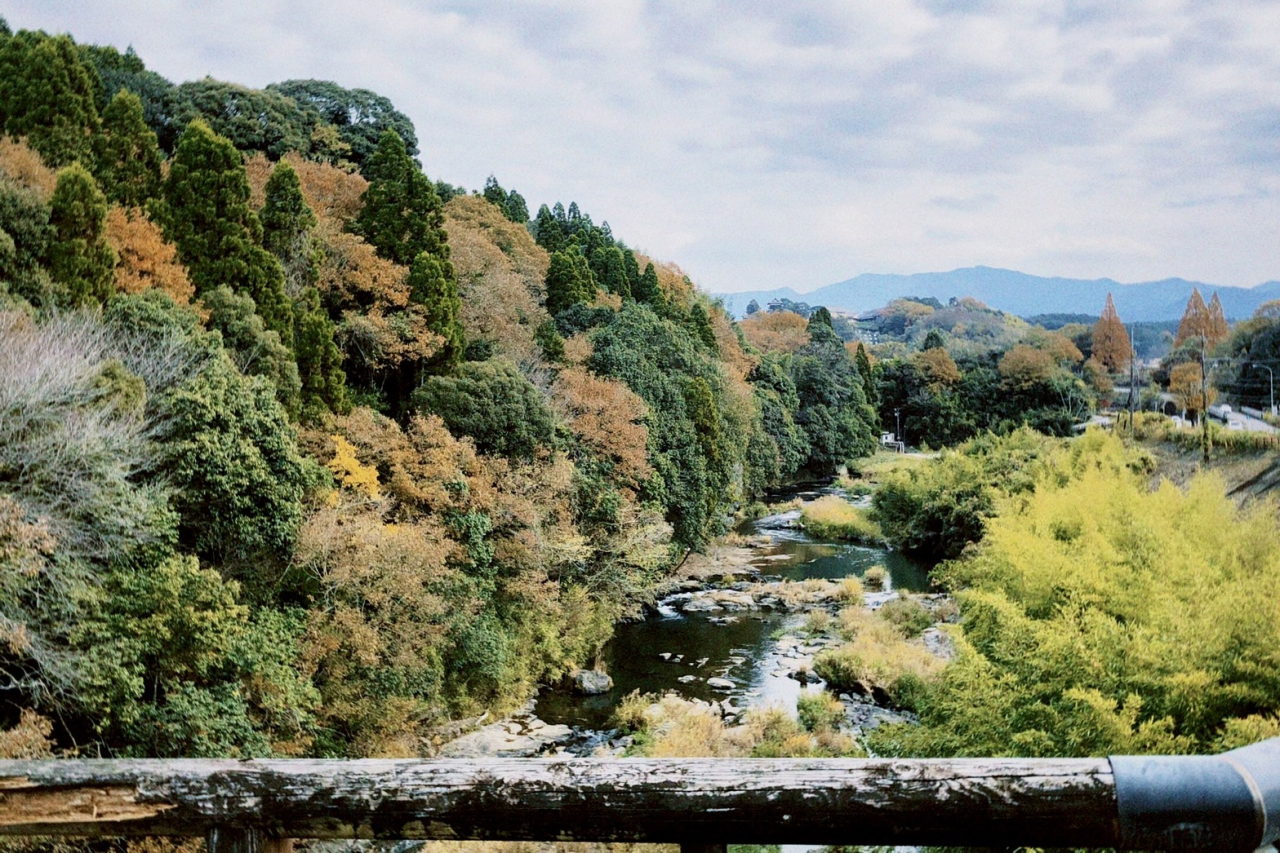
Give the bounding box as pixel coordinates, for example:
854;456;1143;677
534;484;929;730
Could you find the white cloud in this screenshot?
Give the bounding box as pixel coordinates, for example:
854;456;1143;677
5;0;1279;291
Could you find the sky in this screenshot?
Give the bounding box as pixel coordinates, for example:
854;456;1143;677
5;1;1280;294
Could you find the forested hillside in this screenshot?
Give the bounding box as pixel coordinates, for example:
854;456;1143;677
0;19;879;757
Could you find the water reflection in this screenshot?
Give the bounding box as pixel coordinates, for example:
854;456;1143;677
534;491;929;729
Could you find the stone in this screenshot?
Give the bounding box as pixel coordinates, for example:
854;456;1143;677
677;675;699;684
572;669;614;695
706;677;735;690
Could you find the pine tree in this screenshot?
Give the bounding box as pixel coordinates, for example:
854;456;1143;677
690;303;718;350
260;160;319;296
482;174;507;210
0;32;100;168
1091;292;1131;372
293;285;348;421
633;261;664;308
355;129;447;266
408;251;464;372
159;120;293;345
1206;292;1230;348
1175;287;1211;347
48;164;116;307
504;189;529;223
921;328;946;351
544;246;595;315
591;245;630;298
855;341;879;411
533;204;565;253
93;89;162;207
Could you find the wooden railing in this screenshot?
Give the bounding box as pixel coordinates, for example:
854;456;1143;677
2;736;1278;852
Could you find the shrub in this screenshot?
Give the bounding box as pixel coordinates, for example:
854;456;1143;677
796;690;844;732
878;596;933;637
835;576;865;606
863;564;887;590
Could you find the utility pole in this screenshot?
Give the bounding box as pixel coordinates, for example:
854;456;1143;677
1128;325;1137;435
1200;333;1210;464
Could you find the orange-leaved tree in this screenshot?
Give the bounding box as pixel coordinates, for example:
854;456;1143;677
1091;293;1131;372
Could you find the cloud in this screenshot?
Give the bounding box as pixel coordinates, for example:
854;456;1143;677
5;0;1279;292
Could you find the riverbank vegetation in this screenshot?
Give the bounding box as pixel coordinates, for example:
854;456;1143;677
0;18;885;759
868;430;1280;758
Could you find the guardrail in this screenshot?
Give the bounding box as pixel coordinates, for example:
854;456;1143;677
2;737;1277;852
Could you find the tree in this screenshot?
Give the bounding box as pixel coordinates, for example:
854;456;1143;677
921;328;946;351
407;250;464;373
0;32;101;167
260;160;319;296
741;310;810;354
412;359;556;459
48;164;116;307
201;285;301;416
745;299;761;316
104;206;194;303
633;261;664;308
93;89;162;207
159;120;294;346
532;204;566;254
1091;293;1131;372
79;43;194;154
1206;293;1230;347
267;79;419;173
177;78;315;160
292;285;348;422
998;345;1059;389
1169;361;1215;420
545;245;595;315
1175;287;1211;347
354;129;447;267
0;175;53;307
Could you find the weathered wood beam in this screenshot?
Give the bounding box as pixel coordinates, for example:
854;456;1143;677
0;757;1115;848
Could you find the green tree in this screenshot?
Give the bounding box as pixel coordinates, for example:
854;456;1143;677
633;261;664;308
48;164;116;307
407;250;464;373
591;245;631;299
504;188;529;223
545;245;595;315
292;285;348;422
533;204;566;254
159;120;293;346
921;328;946;351
201;285;301;417
93;89;163;207
177;78;315;159
355;129;448;266
0;176;53;307
0;32;101;167
260;159;319;295
267;79;418;173
79;43;193;154
412;360;557;459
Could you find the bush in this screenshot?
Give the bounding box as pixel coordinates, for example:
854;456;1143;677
835;576;865;606
801;495;883;544
796;691;844;732
863;565;887;590
870;458;1280;758
878;596;933;637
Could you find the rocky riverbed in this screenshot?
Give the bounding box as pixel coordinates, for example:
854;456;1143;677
437;493;954;759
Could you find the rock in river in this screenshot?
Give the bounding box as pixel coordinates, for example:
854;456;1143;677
706;677;735;690
572;669;614;694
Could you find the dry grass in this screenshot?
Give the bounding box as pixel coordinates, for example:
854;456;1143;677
816;607;942;701
801;495;883;544
863;564;887;590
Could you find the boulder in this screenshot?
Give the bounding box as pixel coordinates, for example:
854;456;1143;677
572;669;614;695
706;677;735;690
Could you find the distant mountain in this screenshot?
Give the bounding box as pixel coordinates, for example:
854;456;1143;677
715;266;1280;323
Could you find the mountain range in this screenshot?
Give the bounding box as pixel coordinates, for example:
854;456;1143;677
714;266;1280;322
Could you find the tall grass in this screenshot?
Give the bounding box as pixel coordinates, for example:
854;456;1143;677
800;495;884;544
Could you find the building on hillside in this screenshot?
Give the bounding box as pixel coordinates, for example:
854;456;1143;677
851;309;882;344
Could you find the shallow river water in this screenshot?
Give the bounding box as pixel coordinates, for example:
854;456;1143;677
534;484;928;729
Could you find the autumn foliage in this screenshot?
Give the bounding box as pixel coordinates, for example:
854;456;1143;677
104;206;194;303
1090;293;1131;372
741;310;811;354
